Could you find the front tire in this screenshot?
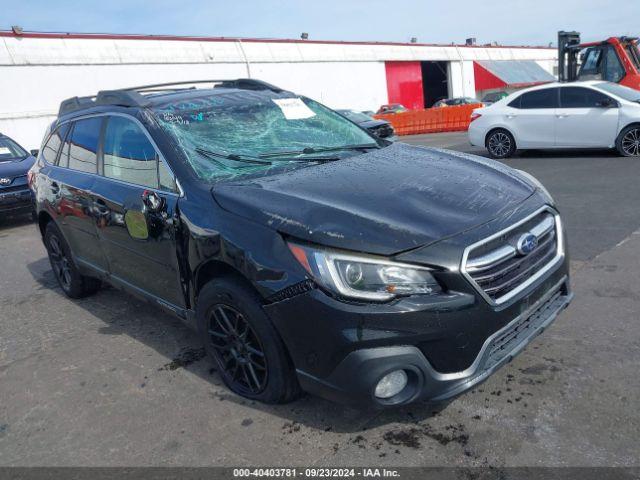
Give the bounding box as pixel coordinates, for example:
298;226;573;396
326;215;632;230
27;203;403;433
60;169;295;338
197;277;301;404
616;125;640;157
486;129;516;159
44;222;101;298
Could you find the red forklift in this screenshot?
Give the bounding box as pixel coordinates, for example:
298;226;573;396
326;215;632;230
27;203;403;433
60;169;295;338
558;31;640;90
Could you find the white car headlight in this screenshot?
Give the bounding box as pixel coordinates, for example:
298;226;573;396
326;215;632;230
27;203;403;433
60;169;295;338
287;242;441;301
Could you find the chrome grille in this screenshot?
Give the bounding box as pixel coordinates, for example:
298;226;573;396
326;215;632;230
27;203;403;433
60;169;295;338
462;208;563;305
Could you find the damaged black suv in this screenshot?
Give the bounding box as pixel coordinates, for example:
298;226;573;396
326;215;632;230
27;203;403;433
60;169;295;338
31;79;572;408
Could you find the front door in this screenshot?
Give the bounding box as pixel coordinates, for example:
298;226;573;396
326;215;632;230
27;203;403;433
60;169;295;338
91;115;185;309
556;86;620;147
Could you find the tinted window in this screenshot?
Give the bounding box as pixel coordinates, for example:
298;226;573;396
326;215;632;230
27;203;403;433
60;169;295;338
41;125;68;165
560;87;613;108
604;47;625;83
68;118;102;173
57;124;73;168
518;88;559;109
103;116;159;188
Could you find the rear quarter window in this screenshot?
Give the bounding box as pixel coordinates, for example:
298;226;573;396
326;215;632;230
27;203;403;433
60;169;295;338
67;117;103;173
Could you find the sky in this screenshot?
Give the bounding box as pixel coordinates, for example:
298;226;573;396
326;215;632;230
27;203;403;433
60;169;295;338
1;0;638;46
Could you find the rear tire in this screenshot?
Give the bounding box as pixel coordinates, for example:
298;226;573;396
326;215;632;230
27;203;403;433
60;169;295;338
486;129;516;159
44;222;101;298
616;125;640;157
197;276;301;404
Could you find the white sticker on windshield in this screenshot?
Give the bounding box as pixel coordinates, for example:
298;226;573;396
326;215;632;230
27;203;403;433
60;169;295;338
0;147;11;155
272;98;316;120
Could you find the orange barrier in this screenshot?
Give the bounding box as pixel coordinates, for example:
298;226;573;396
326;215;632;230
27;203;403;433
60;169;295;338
374;103;482;136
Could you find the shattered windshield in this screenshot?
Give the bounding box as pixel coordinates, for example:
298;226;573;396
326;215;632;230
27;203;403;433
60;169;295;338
152;91;377;181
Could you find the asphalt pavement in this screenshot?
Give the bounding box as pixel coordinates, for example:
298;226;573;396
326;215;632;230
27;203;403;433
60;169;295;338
1;133;638;467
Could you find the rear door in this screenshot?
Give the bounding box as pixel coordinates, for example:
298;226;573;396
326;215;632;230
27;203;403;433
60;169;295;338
45;118;110;272
90;114;184;309
506;88;559;148
556;86;620;147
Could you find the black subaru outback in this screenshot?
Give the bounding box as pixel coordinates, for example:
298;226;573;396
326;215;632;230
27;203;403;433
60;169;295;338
30;79;572;408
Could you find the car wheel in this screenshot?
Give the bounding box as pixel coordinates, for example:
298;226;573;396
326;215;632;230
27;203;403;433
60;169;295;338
44;222;101;298
486;129;516;159
197;276;301;404
616;125;640;157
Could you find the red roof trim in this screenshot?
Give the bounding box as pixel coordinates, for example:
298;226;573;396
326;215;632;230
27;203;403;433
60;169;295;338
0;30;555;50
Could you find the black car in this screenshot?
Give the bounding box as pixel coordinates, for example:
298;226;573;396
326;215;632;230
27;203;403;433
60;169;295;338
337;110;395;139
31;79;572;408
0;133;36;219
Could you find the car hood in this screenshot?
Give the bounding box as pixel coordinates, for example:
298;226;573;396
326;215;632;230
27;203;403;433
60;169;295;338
0;155;35;178
212;143;535;255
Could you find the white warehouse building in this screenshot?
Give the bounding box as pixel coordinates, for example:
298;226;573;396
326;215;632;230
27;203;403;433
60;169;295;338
0;30;557;149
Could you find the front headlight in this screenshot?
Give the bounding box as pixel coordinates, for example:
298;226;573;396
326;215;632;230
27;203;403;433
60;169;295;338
288;242;442;301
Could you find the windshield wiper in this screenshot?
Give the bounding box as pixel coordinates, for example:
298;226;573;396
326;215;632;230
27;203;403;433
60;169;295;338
259;143;380;158
195;146;338;167
195;147;272;165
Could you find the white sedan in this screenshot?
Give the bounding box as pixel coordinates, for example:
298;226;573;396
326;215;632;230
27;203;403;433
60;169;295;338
468;81;640;158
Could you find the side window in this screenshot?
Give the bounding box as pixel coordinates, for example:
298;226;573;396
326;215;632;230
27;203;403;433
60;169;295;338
41;125;69;165
68;117;102;173
103;116;160;189
604;47;625;83
508;95;521;109
560;87;614;108
519;88;559;109
159;160;177;192
58;124;73;168
581;48;602;76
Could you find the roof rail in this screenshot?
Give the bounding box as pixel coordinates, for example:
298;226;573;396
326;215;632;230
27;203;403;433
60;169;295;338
120;78;287;94
57;78;288;116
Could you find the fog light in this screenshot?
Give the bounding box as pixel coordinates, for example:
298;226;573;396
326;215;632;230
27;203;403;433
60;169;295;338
374;370;408;399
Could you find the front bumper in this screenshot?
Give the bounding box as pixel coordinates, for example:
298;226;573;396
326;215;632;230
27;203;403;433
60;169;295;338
265;259;571;408
0;187;33;214
297;277;571;407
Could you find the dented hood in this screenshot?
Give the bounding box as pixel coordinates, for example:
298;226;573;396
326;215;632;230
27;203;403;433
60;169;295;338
212;143;535;255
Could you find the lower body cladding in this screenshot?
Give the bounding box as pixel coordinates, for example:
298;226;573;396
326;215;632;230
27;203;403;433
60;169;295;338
0;188;34;216
264;258;571;408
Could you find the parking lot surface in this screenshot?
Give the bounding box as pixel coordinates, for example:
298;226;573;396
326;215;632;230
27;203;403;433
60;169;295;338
1;133;639;467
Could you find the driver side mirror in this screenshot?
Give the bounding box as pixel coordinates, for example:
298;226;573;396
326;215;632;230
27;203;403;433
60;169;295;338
30;149;39;157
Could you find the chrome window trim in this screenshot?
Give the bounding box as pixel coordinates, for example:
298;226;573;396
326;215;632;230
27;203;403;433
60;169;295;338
460;205;565;307
52;112;184;197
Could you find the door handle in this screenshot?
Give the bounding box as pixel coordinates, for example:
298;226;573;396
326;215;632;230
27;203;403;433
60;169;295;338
556;114;569;118
506;114;518;119
50;181;59;194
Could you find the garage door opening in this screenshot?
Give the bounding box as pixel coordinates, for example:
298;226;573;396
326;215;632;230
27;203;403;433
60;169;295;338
421;61;449;108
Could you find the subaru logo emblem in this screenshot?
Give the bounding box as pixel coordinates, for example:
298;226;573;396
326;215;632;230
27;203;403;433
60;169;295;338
0;178;11;186
516;233;538;256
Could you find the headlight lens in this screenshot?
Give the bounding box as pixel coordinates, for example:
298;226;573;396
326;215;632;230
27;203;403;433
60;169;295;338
288;242;441;301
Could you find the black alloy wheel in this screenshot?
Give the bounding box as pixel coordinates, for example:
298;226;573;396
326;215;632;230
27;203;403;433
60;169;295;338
44;222;101;298
208;304;268;395
48;233;73;292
